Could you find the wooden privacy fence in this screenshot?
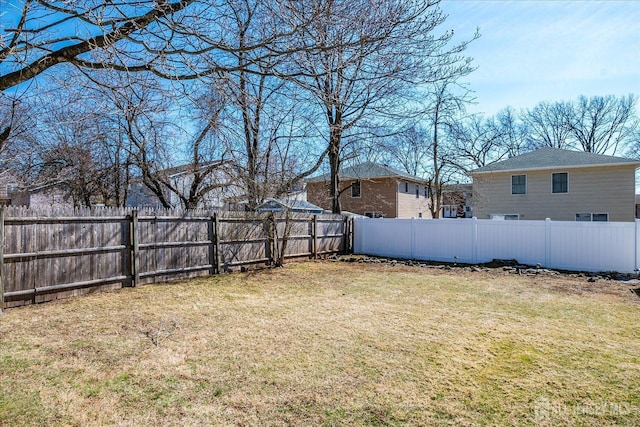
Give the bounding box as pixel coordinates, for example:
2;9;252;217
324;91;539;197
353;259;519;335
0;208;350;310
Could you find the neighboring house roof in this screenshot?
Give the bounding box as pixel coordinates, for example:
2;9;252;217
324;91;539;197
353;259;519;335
307;162;424;183
469;148;640;174
257;198;324;214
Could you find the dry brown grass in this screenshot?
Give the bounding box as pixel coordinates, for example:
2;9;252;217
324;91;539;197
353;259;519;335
1;261;639;426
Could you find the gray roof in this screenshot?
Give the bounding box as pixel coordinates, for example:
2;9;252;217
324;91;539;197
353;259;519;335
257;198;324;213
470;148;640;174
307;162;424;183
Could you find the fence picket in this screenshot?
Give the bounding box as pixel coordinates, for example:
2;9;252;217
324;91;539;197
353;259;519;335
1;209;347;308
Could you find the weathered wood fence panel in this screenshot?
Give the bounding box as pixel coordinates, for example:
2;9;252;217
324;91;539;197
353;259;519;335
0;208;349;309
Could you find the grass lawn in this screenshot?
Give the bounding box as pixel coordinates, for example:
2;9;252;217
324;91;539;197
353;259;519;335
1;261;639;426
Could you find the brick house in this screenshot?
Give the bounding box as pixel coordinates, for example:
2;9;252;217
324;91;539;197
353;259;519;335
306;162;432;218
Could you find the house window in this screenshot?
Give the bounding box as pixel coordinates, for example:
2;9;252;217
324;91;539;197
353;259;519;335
576;213;591;222
552;172;568;193
576;213;608;222
415;184;420;198
404;182;409;193
491;214;520;220
351;181;361;198
418;212;423;218
6;182;18;194
443;205;458;218
511;175;526;194
424;186;430;198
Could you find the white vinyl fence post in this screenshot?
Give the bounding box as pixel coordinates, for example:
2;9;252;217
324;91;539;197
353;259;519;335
353;218;361;254
635;219;640;273
410;218;416;260
544;218;551;268
471;217;478;264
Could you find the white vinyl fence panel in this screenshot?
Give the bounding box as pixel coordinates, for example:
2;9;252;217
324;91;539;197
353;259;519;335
354;217;640;273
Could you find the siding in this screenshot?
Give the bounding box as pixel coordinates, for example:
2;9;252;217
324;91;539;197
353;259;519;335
472;165;637;222
307;178;432;218
396;181;431;218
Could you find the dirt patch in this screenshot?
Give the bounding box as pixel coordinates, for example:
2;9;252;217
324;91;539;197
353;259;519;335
329;254;640;303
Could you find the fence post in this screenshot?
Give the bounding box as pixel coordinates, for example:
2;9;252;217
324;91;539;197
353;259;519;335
311;215;318;259
348;217;354;254
471;217;478;264
410;218;416;260
544;218;551;268
208;215;216;275
213;213;221;274
633;219;640;274
353;218;361;254
0;207;4;315
130;209;140;287
266;213;275;265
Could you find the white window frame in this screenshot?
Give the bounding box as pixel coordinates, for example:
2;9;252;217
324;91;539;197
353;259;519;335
576;213;609;222
491;214;520;220
511;174;527;195
442;205;458;218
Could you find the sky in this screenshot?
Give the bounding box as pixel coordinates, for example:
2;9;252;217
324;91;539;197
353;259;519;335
439;0;640;116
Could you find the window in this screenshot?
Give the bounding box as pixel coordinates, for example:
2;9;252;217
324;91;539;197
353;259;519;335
6;182;18;194
415;184;420;198
576;213;609;222
576;213;591;222
511;175;526;194
552;172;568;193
576;212;609;222
443;205;458;218
424;186;430;198
418;212;423;218
351;181;361;198
491;214;520;220
404;182;409;193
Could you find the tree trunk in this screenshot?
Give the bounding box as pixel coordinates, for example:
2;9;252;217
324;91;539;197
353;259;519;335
329;124;342;214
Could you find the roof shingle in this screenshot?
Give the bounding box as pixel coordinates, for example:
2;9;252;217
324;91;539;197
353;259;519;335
469;148;640;174
307;162;424;183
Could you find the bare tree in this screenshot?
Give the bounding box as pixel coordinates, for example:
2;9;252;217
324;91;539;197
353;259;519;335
202;0;328;210
381;126;431;178
495;106;530;157
288;0;477;213
446;114;509;173
567;94;638;155
424;78;475;218
524;101;574;150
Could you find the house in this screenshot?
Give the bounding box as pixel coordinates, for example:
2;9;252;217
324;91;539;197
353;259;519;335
257;198;324;214
469;147;640;222
26;183;74;209
0;170;24;206
442;183;473;218
306;162;431;218
127;161;242;210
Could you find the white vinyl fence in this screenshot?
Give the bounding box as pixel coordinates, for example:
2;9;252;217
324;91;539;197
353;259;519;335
353;218;640;273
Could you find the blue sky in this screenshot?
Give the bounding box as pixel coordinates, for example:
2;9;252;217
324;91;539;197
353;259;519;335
439;0;640;116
